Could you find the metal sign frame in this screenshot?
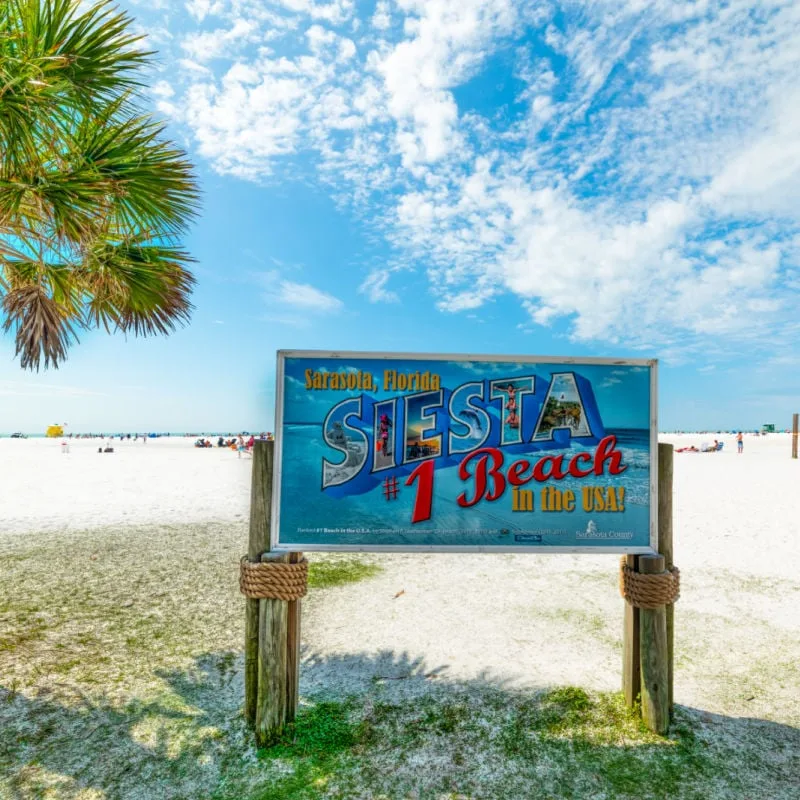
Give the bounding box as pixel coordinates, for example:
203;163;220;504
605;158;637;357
272;350;658;555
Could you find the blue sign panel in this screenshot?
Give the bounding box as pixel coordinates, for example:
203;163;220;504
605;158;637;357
273;352;656;553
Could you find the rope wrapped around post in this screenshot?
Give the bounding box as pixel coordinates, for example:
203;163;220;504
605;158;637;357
619;556;680;609
240;556;309;601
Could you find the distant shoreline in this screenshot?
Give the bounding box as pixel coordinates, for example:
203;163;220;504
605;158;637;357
0;429;786;438
0;431;266;438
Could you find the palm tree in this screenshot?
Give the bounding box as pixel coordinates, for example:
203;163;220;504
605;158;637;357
0;0;199;370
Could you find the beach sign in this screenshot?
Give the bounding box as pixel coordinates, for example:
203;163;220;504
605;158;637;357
272;351;657;553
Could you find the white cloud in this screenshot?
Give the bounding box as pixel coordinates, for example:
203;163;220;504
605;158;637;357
161;0;800;358
151;80;175;98
277;0;355;25
704;90;800;217
258;271;343;313
359;270;399;303
371;1;391;31
182;19;262;62
376;0;517;166
185;0;225;23
274;280;344;311
178;58;212;75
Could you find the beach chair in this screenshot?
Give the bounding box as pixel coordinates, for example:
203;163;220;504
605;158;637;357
716;441;724;451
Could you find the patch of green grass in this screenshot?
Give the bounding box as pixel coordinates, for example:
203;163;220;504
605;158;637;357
357;697;479;752
268;701;364;759
500;688;727;799
307;559;382;589
215;687;779;800
244;701;368;800
421;700;471;735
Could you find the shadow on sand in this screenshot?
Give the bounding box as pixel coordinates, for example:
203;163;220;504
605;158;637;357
1;648;799;799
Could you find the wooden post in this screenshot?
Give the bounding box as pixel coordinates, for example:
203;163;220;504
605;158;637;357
792;414;798;459
622;554;640;708
245;440;272;727
256;551;290;746
639;554;669;735
657;443;674;717
244;438;302;746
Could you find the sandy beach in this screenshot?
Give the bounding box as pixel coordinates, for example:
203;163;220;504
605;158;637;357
0;436;253;534
2;432;799;798
4;432;799;576
3;431;799;689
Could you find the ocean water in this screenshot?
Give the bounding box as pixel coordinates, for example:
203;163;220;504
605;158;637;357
278;426;652;549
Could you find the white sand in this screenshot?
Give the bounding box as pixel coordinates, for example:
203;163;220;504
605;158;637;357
4;432;798;575
2;432;799;716
0;436;252;534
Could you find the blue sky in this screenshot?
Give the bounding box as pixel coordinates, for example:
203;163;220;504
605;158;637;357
3;0;800;433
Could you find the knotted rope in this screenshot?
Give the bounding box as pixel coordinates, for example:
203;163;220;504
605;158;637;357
240;556;308;601
619;557;680;609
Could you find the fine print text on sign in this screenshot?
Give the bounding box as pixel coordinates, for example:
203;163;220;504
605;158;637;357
273;352;657;553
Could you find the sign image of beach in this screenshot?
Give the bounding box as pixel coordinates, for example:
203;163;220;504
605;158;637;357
405;393;442;462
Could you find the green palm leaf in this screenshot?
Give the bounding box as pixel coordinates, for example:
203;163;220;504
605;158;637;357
0;0;200;370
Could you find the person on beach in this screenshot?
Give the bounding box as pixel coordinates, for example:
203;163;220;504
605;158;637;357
737;431;743;453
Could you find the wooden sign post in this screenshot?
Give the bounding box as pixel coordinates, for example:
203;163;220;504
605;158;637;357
621;442;675;734
792;414;798;459
243;440;302;745
658;442;675;717
639;553;669;733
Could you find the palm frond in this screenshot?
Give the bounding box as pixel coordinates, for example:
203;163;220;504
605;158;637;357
0;1;201;370
77;102;200;238
81;240;195;336
1;0;151;106
2;282;81;371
